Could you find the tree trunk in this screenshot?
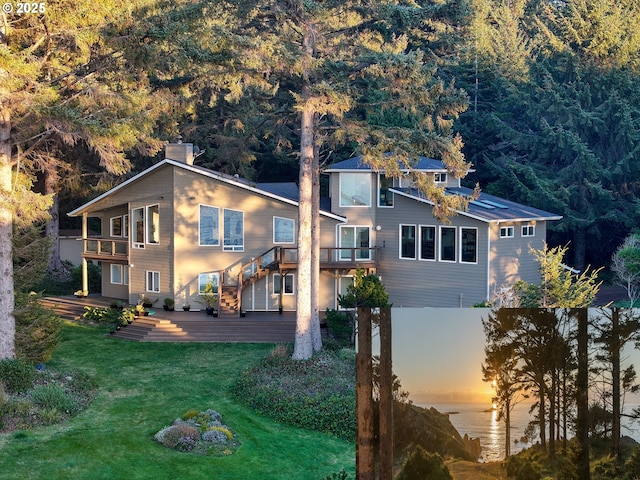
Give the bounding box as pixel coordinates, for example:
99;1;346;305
310;133;322;352
356;307;375;480
0;81;15;359
45;169;63;272
378;308;393;479
292;24;315;360
611;308;621;460
576;308;590;480
538;380;547;451
505;401;511;458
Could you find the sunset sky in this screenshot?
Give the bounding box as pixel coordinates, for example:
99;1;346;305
373;308;640;407
373;308;495;405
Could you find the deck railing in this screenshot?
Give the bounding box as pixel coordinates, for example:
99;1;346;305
83;238;129;258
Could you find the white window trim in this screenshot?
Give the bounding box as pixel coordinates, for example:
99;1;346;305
110;216;123;237
500;226;515;238
522;225;535;237
434;172;447;183
110;264;122;284
377;173;394;208
460;227;478;264
399;224;417;260
131;207;145;248
198;272;220;294
273;216;296;244
339;172;372;207
338;225;372;261
199;204;220;246
418;224;436;261
146;204;160;245
123;214;129;238
273;273;295;295
146;270;160;293
439;226;457;263
223;208;244;252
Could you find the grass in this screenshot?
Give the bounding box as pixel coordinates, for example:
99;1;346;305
0;322;355;479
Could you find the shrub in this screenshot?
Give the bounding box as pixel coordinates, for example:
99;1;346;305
71;262;101;293
396;446;452;480
29;384;76;413
202;429;229;444
182;409;200;421
624;447;640;480
14;292;63;363
505;453;543;480
160;424;201;449
0;358;35;394
324;309;354;347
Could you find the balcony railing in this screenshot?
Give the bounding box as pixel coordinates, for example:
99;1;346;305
82;238;129;260
279;247;377;268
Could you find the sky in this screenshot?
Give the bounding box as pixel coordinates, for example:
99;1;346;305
372;308;640;407
372;308;495;405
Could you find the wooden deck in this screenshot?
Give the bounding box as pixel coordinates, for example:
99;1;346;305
42;295;305;343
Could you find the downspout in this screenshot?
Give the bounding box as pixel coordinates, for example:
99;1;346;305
486;223;491;303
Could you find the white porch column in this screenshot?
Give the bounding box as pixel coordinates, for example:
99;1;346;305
81;212;88;294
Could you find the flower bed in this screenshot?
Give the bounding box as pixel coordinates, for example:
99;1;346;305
153;409;241;456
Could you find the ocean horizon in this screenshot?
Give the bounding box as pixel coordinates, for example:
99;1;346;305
419;402;640;463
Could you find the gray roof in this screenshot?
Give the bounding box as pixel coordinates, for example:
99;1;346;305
323;155;447;172
393;186;563;223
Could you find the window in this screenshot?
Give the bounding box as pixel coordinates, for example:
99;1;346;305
434;172;447;183
340;173;371;207
147;205;159;244
198;272;220;294
223;208;244;251
110;216;122;237
378;174;394;207
400;225;416;259
146;271;160;293
123;214;129;238
461;228;477;263
522;225;535;237
338;276;354;306
132;207;144;246
274;216;295;244
199;205;220;246
339;226;371;260
110;264;122;284
440;226;456;262
419;225;436;260
500;226;514;238
273;273;294;295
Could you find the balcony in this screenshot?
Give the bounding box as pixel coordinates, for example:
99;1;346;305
279;247;378;270
82;238;129;263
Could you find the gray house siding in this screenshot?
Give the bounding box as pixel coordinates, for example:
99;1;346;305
374;195;489;307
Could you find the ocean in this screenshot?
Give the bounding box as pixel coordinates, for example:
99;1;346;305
420;402;640;463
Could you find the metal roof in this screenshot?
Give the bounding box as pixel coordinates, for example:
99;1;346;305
323;155;448;172
392;186;563;223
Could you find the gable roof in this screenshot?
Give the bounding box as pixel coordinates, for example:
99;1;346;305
392;186;563;223
323;155;448;172
68;159;346;222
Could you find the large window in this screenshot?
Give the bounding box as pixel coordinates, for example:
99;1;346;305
522;225;535;237
223;208;244;251
440;226;456;262
147;205;159;244
132;207;145;246
123;214;129;238
400;225;416;259
461;228;477;263
199;205;220;246
110;264;128;285
340;173;371;207
419;225;436;260
273;273;294;295
378;174;394;207
339;226;371;260
273;216;295;244
198;272;220;294
146;271;160;293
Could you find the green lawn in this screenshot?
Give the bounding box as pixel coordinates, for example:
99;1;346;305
0;323;355;479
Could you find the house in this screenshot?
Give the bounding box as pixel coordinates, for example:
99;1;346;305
68;144;561;312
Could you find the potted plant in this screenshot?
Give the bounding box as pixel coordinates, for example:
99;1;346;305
163;298;175;311
198;292;218;316
139;295;156;308
182;304;191;312
74;290;88;298
134;304;147;317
